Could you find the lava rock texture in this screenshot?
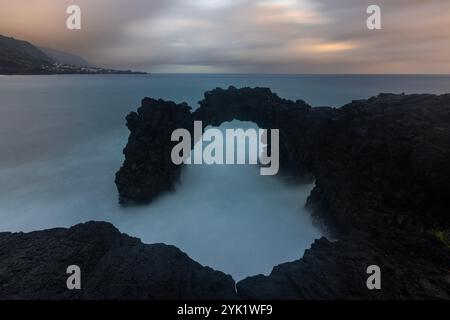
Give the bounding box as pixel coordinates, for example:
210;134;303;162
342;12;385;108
116;88;450;235
305;93;450;235
238;228;450;299
0;222;448;300
115;98;195;205
0;222;238;300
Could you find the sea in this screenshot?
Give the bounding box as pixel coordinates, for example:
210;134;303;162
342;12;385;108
1;74;449;280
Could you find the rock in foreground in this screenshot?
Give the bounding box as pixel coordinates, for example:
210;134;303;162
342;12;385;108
238;228;450;300
0;222;237;300
0;222;449;300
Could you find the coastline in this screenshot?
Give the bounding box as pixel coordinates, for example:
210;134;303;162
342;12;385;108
1;86;449;299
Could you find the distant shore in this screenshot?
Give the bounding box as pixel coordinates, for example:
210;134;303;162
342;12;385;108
0;67;149;76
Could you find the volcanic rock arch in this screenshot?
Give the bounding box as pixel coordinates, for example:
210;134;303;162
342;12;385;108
115;86;328;205
115;87;450;236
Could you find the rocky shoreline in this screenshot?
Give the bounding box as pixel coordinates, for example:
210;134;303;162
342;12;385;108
116;87;450;236
1;87;449;299
0;221;448;299
0;222;237;300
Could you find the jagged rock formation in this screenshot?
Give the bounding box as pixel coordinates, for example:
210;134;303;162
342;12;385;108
115;98;195;205
0;222;448;300
194;87;334;178
115;87;334;205
306;93;450;235
116;87;450;235
0;222;238;300
109;87;450;300
4;87;447;300
238;228;450;299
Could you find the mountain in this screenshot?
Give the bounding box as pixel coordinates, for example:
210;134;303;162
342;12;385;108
0;34;147;75
39;46;93;68
0;35;54;74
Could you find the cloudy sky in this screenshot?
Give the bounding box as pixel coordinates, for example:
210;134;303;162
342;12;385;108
1;0;449;73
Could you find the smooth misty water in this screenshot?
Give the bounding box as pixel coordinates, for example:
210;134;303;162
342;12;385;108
1;74;449;280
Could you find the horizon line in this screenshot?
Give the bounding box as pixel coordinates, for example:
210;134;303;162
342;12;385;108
3;73;450;76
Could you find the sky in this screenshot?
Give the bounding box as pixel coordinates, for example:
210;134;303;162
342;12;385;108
1;0;449;73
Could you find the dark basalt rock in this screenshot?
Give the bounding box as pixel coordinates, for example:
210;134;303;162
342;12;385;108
115;87;334;204
194;86;334;178
305;93;450;234
0;221;238;300
195;89;450;234
0;222;448;300
107;88;450;300
115;98;195;205
115;88;450;235
237;228;450;300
